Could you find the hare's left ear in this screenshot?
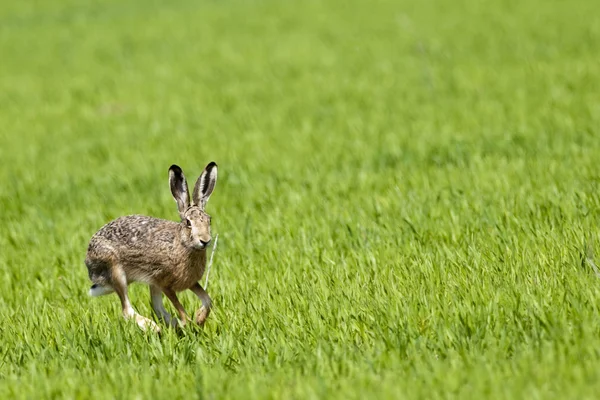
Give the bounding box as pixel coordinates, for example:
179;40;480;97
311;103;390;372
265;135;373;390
193;162;218;208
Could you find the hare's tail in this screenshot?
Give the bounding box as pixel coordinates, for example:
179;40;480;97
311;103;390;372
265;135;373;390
89;284;114;297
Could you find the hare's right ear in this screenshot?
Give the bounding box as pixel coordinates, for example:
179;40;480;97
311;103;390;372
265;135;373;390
169;165;190;219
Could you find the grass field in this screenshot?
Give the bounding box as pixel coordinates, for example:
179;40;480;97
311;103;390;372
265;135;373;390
1;0;600;398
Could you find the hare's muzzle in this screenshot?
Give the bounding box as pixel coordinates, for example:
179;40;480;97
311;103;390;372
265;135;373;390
193;239;211;250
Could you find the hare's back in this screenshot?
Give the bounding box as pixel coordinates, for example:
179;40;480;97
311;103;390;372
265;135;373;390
87;215;179;257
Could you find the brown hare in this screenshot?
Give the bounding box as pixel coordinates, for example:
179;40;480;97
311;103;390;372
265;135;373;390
85;162;218;331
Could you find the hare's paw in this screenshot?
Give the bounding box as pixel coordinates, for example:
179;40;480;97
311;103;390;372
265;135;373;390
135;314;161;333
194;306;210;326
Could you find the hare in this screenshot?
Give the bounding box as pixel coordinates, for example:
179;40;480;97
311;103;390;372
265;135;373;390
85;162;218;331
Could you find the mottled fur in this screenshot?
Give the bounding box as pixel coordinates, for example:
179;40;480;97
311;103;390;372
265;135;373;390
85;162;218;331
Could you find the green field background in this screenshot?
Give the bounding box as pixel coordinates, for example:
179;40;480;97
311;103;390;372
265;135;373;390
1;0;600;398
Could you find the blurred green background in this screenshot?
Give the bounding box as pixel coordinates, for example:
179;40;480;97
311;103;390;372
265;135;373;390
1;0;600;398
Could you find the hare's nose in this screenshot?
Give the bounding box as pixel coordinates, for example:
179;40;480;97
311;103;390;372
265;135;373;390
200;239;211;247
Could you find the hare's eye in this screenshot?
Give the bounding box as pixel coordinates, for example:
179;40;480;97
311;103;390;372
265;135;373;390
186;219;192;228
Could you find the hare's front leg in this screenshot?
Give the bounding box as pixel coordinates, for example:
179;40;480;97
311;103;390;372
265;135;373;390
149;285;180;328
190;282;212;325
162;288;189;326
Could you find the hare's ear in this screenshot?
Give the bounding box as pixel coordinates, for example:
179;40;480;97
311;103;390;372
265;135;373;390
169;165;190;219
193;162;218;208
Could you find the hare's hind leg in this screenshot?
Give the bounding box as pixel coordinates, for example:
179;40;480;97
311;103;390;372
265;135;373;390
190;282;212;325
150;285;179;328
111;266;160;332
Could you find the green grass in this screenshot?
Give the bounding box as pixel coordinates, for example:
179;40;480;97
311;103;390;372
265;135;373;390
1;0;600;398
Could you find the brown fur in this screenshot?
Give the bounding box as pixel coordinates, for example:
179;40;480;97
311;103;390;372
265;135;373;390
85;162;218;331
